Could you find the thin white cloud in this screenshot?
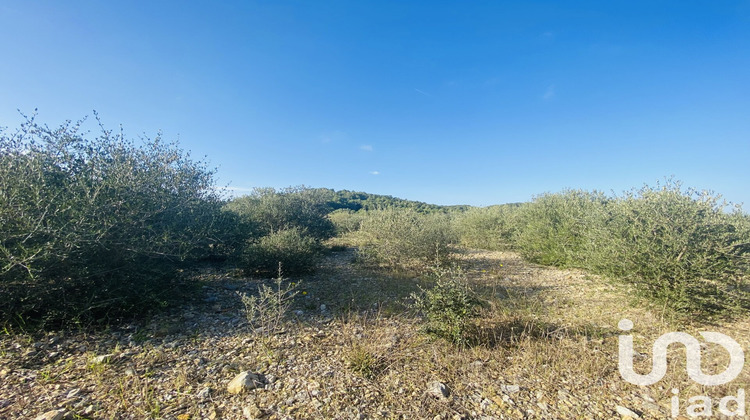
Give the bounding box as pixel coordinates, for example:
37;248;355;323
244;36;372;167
543;85;556;100
369;171;380;175
360;144;373;152
414;88;432;97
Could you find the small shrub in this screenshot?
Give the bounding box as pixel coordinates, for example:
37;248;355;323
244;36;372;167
346;344;384;379
241;228;322;276
238;266;299;335
356;208;457;270
410;264;483;344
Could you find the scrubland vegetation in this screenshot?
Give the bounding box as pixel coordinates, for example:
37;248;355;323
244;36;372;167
1;114;748;328
2;116;749;419
464;185;750;316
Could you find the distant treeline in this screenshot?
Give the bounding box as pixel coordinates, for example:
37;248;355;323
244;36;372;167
315;188;472;213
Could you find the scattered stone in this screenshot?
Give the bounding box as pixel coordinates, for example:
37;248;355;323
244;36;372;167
319;304;327;312
641;400;663;416
501;384;521;394
34;409;66;420
294;390;309;402
243;404;264;419
615;405;641;418
91;354;114;364
426;381;450;399
3;249;741;419
197;387;212;400
227;371;265;394
208;408;220;419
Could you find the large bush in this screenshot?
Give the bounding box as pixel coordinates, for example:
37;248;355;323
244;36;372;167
0;114;228;327
241;227;322;276
225;186;335;240
356;208;457;270
513;190;609;267
588;182;750;314
225;187;334;275
453;204;520;251
328;209;367;236
503;182;749;315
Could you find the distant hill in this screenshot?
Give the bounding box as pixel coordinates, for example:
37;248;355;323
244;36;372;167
325;189;471;213
228;186;511;213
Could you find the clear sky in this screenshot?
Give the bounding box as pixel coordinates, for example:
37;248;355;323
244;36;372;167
1;1;748;206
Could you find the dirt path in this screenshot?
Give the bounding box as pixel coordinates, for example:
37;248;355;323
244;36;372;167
1;249;748;419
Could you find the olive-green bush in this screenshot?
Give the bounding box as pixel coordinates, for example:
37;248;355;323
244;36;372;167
356;208;457;270
587;183;750;314
225;186;335;240
0;114;228;328
505;182;749;315
327;209;367;236
453;205;521;251
410;265;482;344
225;187;334;276
513;190;609;267
241;228;322;276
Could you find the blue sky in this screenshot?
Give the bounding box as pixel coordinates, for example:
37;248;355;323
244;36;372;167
1;1;748;206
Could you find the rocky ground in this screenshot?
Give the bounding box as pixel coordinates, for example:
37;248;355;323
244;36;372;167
1;248;748;419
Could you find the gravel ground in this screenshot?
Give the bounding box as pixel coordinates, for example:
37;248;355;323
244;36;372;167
2;248;748;419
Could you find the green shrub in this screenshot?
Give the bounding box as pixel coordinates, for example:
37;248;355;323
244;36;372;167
499;181;749;316
588;182;750;315
513;190;608;267
241;228;322;276
356;208;457;270
410;265;482;344
238;269;299;335
346;344;385;379
225;186;335;240
453;205;520;250
0;113;227;328
328;209;367;235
